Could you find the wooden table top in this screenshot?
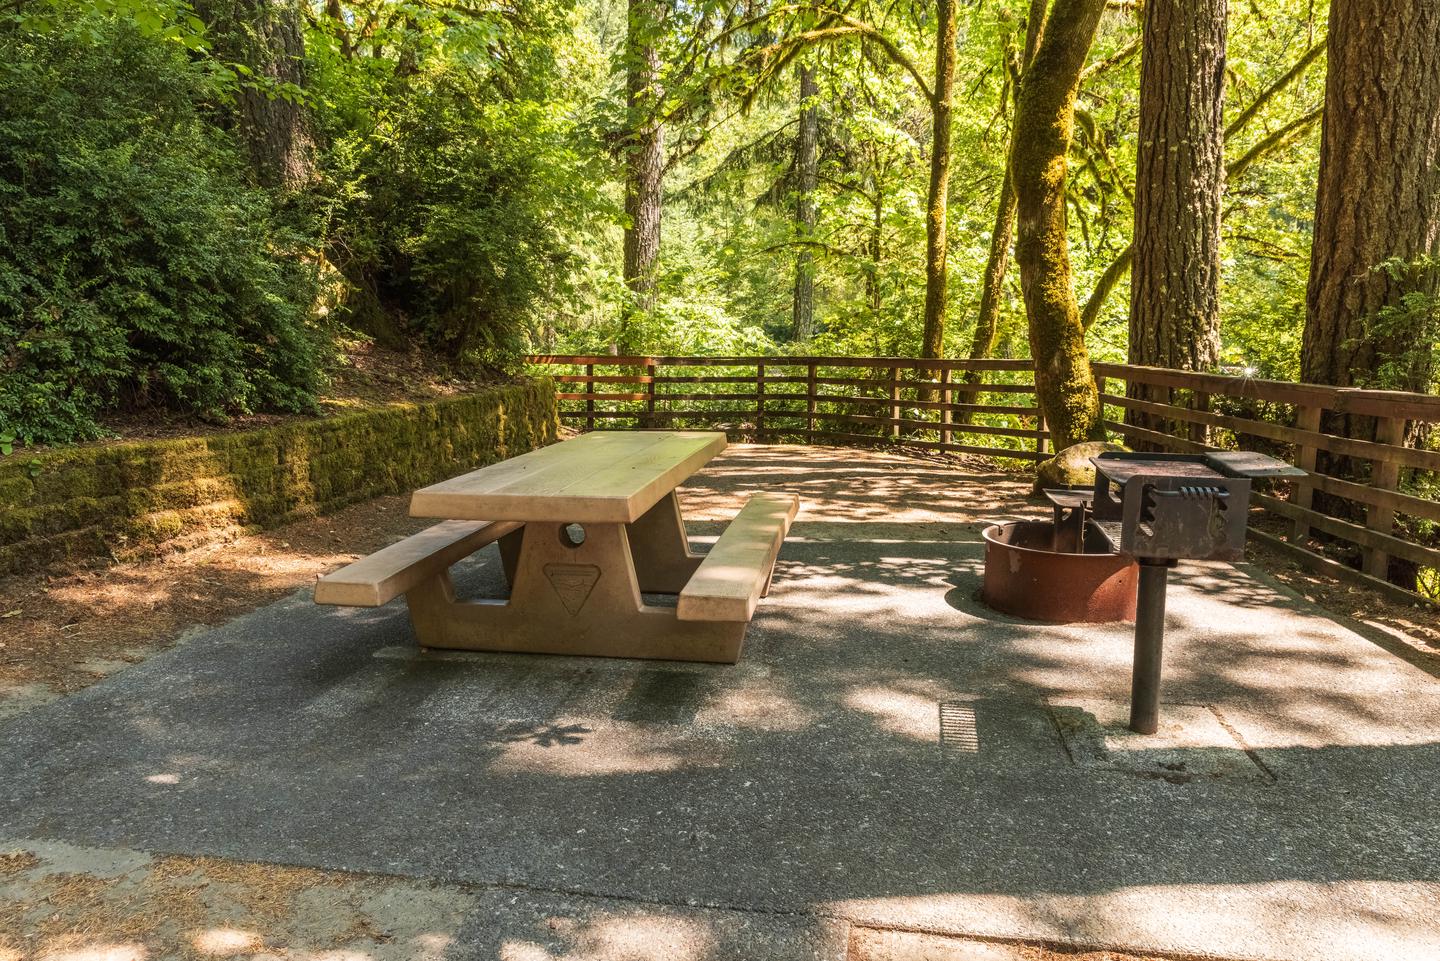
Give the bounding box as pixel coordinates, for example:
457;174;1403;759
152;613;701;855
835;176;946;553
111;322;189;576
409;430;727;524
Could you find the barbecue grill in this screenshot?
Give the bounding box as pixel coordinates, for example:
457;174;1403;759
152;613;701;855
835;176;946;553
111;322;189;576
1044;450;1305;734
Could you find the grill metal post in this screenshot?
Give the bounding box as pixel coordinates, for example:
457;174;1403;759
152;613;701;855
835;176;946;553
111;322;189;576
1129;558;1173;734
1070;451;1305;736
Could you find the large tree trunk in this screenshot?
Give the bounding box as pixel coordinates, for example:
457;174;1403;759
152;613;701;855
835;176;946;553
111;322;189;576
1300;0;1439;589
1010;0;1107;450
195;0;316;189
1301;0;1440;393
1126;0;1226;431
919;0;958;360
792;65;820;343
622;0;665;328
959;0;1048;419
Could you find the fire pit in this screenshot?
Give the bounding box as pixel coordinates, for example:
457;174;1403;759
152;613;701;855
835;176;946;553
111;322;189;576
980;520;1138;623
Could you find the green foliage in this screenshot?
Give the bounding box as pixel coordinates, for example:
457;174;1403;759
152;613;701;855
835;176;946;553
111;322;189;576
7;0;209;49
1359;256;1440;392
306;0;610;368
0;0;1379;453
0;18;323;445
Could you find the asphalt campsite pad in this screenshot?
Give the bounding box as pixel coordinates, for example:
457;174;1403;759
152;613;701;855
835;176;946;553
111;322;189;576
2;446;1438;961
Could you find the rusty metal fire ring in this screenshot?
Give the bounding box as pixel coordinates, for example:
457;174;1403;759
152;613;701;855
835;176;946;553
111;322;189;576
980;521;1139;624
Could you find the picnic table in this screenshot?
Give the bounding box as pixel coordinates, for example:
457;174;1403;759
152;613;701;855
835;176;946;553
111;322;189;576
315;431;798;664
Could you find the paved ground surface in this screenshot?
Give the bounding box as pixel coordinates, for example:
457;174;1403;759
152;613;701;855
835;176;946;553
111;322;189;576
2;444;1438;961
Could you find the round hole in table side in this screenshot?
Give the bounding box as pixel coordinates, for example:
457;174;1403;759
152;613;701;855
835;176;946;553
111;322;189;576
560;523;586;548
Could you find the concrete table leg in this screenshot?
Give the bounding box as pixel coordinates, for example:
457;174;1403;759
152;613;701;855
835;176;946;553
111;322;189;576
625;491;705;593
403;519;746;664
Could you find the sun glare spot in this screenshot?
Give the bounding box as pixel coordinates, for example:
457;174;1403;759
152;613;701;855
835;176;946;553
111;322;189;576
191;928;262;956
844;686;940;741
499;943;555;961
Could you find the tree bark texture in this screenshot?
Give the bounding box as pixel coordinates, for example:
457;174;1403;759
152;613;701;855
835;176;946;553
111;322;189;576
1010;0;1108;450
623;0;665;322
959;0;1049;418
1301;0;1440;393
919;0;958;359
792;65;820;342
1127;0;1226;431
195;0;316;189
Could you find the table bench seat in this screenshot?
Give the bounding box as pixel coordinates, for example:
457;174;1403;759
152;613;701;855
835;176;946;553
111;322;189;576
677;492;799;623
315;433;792;663
315;519;521;608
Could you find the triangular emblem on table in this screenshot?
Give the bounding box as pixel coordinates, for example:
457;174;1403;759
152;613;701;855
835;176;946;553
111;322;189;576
544;563;601;615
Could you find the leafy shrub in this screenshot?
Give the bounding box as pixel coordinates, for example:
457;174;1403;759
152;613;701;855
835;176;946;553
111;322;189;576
316;25;600;369
0;20;323;445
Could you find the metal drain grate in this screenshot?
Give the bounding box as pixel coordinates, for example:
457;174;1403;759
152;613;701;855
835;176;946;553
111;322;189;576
938;701;981;754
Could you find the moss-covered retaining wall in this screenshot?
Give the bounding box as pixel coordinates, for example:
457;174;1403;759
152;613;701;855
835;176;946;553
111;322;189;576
0;379;558;576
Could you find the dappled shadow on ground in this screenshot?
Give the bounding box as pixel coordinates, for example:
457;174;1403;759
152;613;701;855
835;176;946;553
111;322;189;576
2;445;1438;961
678;443;1034;527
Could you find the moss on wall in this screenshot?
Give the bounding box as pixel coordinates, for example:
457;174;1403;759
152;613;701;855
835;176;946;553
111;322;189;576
0;379;558;576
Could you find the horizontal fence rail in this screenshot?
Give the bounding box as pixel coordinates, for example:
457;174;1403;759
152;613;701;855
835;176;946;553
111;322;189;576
1090;362;1440;606
526;354;1049;461
526;355;1440;605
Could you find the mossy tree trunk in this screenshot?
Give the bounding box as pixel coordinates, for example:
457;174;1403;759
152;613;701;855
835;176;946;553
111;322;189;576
622;0;665;332
792;64;820;343
195;0;316;189
919;0;958;360
1010;0;1108;450
959;0;1048;419
867;172;884;318
1301;0;1440;394
1127;0;1226;431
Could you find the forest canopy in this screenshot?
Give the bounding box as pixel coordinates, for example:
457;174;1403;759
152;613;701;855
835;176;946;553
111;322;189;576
0;0;1435;446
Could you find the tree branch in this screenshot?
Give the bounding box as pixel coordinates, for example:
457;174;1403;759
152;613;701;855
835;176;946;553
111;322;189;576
1226;106;1323;180
1224;38;1325;138
1081;244;1133;331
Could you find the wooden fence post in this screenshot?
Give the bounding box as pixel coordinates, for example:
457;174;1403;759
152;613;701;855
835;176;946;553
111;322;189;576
585;363;595;432
1190;391;1210;446
756;361;766;440
1364;415;1406;579
1290;404;1322;542
939;366;952;445
806;363;818;441
645;362;656;428
889;365;901;439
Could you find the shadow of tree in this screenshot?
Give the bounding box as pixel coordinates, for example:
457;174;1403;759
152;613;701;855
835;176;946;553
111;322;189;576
2;443;1438;961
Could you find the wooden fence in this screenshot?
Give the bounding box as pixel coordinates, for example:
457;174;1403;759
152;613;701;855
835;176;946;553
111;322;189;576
526;354;1440;605
527;354;1049;460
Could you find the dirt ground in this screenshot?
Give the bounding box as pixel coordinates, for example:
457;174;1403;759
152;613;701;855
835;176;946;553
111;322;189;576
0;837;1194;961
0;493;429;710
1;444;1434;960
0;839;475;961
